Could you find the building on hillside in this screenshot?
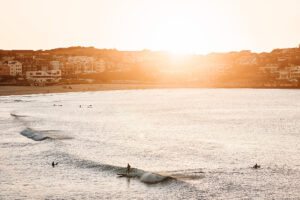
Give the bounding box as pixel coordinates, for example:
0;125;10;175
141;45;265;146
259;64;279;74
121;51;155;63
94;59;106;73
34;58;50;71
290;66;300;79
236;55;257;65
68;56;94;63
22;62;37;75
208;63;230;74
1;56;15;62
66;56;94;74
259;64;280;79
278;70;290;80
61;62;75;75
277;57;288;62
7;61;22;76
26;70;61;85
50;61;60;70
0;64;10;76
122;51;139;63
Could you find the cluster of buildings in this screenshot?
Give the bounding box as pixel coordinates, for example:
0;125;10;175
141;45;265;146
0;60;22;77
62;56;105;75
1;45;300;87
259;65;300;81
200;46;300;86
258;46;300;83
0;53;106;85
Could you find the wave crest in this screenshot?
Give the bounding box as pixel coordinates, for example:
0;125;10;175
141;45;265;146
20;128;51;141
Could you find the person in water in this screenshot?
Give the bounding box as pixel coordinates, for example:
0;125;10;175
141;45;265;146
127;163;131;174
52;161;58;168
253;163;260;169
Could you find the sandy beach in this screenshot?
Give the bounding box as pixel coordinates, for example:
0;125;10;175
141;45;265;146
0;83;192;96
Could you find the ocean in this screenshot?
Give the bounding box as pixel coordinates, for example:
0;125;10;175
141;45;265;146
1;89;300;199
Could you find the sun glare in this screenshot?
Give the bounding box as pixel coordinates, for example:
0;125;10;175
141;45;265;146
145;9;221;55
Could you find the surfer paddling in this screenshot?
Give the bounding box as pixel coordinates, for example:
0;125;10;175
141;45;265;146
52;161;58;168
253;163;260;169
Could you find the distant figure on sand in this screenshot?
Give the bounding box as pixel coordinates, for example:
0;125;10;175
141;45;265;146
253;163;260;169
52;161;58;168
127;163;131;174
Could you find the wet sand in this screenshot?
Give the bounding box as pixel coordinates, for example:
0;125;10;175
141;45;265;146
0;84;191;96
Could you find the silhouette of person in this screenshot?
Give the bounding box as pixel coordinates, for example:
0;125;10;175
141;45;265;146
127;163;131;175
52;161;58;168
253;163;260;169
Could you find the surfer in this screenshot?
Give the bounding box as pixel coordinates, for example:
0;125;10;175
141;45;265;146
127;163;131;175
52;161;58;168
253;163;260;169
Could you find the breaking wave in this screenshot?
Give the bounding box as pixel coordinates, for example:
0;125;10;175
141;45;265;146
49;152;175;184
48;153;203;185
10;113;27;118
20;128;72;141
20;128;51;141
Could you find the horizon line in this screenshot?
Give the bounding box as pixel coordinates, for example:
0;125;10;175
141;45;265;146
1;44;300;56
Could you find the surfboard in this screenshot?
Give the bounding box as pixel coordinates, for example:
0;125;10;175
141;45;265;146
117;173;132;178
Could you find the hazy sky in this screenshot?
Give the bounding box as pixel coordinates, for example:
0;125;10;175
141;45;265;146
1;0;300;54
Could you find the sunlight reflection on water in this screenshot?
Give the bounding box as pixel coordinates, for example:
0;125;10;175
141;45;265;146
0;89;300;199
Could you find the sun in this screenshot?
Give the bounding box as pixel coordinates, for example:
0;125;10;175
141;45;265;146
146;15;214;55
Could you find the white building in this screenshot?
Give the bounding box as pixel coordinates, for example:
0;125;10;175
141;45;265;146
7;60;22;76
26;70;61;85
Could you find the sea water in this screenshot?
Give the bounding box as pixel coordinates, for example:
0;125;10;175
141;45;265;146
0;89;300;199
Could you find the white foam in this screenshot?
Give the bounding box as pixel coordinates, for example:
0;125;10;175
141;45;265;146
140;172;169;184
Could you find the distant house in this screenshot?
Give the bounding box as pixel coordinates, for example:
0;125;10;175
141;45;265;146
68;56;94;63
66;56;94;74
277;57;288;62
50;61;60;70
1;56;15;62
236;55;257;65
0;64;10;76
94;59;106;73
290;66;300;79
259;64;279;74
278;70;290;80
22;62;37;75
34;58;50;71
7;61;22;76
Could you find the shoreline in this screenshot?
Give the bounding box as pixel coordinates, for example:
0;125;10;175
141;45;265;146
0;83;299;96
0;83;194;96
